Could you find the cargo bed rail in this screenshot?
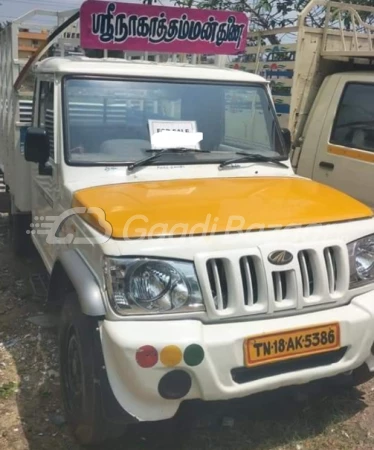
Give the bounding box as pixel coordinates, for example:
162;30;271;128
320;1;374;59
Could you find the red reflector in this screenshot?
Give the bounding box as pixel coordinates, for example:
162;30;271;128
136;345;158;368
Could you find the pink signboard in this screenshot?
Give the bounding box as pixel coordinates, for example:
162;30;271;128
79;1;249;55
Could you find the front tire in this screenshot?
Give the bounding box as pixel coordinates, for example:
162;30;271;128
59;293;126;447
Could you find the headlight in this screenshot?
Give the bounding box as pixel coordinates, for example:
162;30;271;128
103;257;205;315
348;234;374;288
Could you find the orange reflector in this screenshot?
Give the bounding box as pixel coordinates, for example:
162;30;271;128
160;345;183;367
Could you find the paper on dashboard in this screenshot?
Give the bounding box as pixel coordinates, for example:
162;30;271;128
150;130;203;150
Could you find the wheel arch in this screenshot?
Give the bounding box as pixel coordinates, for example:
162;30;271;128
48;250;106;317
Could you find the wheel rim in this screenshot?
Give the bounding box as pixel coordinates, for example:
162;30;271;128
64;329;84;414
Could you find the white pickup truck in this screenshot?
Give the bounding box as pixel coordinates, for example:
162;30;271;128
231;0;374;209
1;1;374;447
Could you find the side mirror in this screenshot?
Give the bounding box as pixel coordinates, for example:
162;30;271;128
24;127;49;163
281;128;292;154
24;127;52;175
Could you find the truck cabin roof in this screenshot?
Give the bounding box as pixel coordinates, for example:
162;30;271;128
33;56;268;84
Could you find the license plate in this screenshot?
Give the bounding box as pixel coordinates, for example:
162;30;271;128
244;323;340;367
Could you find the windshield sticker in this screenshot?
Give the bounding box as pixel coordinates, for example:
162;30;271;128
148;120;202;149
80;1;249;54
148;119;197;135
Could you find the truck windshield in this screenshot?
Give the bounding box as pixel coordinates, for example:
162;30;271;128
63;77;286;165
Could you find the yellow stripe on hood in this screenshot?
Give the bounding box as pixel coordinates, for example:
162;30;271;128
72;177;373;239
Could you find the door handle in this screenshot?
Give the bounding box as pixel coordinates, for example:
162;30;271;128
319;161;334;171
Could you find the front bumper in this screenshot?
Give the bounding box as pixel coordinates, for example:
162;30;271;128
100;290;374;422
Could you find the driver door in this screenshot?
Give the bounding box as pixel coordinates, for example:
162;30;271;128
30;79;59;270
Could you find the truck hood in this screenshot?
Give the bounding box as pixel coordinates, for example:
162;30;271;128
72;177;373;239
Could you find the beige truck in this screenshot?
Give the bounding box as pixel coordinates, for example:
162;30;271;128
230;0;374;209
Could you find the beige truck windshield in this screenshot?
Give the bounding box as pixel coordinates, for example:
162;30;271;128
62;77;286;166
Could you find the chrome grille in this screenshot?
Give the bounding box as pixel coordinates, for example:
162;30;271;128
196;243;349;320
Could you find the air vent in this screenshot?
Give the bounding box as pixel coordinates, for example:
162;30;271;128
324;247;338;294
240;256;259;305
298;250;315;297
272;271;289;302
206;259;228;310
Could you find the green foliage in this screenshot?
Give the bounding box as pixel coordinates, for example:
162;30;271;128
0;381;17;399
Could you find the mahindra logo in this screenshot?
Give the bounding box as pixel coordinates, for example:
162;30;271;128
268;250;293;265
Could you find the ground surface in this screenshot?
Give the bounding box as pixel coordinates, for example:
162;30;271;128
1;214;374;450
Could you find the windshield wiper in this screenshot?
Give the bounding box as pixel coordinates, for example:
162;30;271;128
127;147;210;172
219;152;289;169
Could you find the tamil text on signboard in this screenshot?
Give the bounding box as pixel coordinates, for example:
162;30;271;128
80;0;249;54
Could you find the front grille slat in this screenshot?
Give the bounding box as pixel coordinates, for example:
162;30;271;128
241;257;255;306
206;259;228;311
271;270;295;308
273;272;283;302
325;249;335;293
298;251;310;298
211;260;224;310
324;247;337;294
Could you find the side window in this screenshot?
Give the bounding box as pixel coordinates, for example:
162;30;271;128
39;81;54;159
330;83;374;153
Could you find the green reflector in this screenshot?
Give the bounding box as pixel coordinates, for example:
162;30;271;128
184;344;204;366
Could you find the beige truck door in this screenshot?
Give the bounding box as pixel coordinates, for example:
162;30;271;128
310;75;374;209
